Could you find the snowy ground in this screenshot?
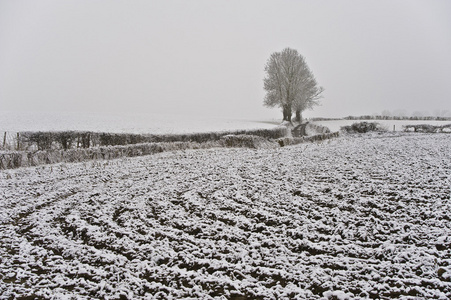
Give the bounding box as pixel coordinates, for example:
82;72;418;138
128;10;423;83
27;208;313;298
0;111;278;134
1;132;450;299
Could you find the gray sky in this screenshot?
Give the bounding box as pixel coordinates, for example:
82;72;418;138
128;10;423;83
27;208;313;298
1;0;450;119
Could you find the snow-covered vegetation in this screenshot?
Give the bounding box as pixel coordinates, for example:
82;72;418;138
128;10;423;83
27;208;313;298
1;133;450;299
340;122;386;134
312;119;451;133
263;48;323;123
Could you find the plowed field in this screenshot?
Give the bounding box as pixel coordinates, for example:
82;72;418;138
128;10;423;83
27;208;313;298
1;133;450;299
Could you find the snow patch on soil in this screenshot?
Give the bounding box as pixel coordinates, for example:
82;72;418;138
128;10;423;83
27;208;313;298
1;133;450;299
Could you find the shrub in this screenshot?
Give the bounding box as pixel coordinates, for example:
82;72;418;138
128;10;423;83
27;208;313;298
341;122;385;133
57;131;76;150
80;132;91;148
22;132;54;150
220;135;278;149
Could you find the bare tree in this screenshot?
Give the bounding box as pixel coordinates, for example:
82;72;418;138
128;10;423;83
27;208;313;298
263;48;305;122
293;68;323;123
263;48;323;123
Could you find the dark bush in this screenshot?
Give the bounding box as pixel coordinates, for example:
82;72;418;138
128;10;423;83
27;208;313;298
99;133;127;146
57;131;76;150
80;132;91;148
341;122;385;133
22;132;54;150
128;134;146;145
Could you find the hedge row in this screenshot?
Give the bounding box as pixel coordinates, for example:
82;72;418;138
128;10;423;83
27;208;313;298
344;115;451;121
0;131;341;170
403;124;451;133
341;122;451;134
0;141;220;170
17;128;287;151
220;135;278;149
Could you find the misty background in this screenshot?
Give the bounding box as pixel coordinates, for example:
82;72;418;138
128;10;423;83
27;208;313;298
1;0;450;121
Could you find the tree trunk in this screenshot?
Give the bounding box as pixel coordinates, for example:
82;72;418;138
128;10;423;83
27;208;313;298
295;110;302;123
282;107;288;121
283;105;292;122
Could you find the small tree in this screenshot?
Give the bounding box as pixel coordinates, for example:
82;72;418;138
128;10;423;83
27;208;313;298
263;48;323;123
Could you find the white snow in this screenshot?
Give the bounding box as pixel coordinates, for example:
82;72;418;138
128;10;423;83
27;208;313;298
1;132;450;299
0;111;278;134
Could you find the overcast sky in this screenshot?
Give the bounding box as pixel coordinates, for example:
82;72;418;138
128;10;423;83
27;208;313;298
1;0;450;119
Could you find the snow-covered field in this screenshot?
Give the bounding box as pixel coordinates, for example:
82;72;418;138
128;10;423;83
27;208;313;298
0;111;278;134
1;132;450;299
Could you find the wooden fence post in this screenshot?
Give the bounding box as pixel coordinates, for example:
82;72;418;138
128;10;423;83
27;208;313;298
17;133;20;150
3;132;6;149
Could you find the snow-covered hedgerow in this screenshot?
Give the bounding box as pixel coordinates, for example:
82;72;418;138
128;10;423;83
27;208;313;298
220;135;279;149
341;122;386;133
1;133;450;299
403;123;451;133
277;132;340;147
0;130;335;170
305;123;331;135
0;141;220;170
16;128;288;151
1;127;288;170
